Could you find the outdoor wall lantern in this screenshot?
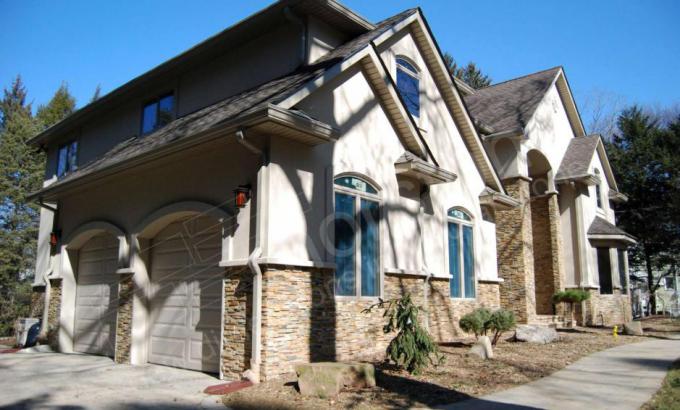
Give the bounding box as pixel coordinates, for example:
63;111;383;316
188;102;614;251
234;185;251;208
49;230;61;246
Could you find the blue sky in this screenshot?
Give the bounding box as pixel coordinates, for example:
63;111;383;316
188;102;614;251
1;0;678;126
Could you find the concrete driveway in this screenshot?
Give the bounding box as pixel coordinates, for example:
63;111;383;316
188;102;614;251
0;352;225;409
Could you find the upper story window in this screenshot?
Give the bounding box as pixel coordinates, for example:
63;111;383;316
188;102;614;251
57;140;78;178
594;169;603;209
396;57;420;118
448;208;475;298
141;93;174;135
334;175;380;298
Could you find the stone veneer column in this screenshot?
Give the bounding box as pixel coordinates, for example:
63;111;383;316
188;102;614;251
114;273;134;364
47;278;62;350
495;177;535;323
221;267;252;380
30;287;46;318
531;193;565;315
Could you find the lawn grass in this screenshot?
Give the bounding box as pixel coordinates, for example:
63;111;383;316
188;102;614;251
642;359;680;410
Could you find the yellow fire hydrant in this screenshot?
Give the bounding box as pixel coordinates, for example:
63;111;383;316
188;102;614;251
613;325;618;340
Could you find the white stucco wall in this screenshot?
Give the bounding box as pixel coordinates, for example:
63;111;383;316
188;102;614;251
264;28;500;283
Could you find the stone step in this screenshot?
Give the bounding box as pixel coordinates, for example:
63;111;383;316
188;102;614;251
529;315;565;328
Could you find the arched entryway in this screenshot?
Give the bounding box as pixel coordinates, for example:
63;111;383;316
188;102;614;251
527;149;563;315
135;202;232;373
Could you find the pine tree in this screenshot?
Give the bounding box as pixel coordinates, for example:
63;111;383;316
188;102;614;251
606;106;680;312
0;77;76;335
442;52;492;90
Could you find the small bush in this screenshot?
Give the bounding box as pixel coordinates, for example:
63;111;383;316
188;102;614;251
488;309;516;345
459;308;492;338
459;308;516;345
552;289;591;304
363;294;442;375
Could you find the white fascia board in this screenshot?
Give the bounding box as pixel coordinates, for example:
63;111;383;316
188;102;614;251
379;12;505;194
277;46;373;110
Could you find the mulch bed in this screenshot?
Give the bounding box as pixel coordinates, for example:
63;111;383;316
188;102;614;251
223;325;668;410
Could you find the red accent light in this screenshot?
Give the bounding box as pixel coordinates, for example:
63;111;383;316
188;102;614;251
234;185;251;208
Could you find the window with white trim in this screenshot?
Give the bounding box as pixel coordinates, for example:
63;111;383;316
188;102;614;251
396;57;420;118
448;208;475;298
57;140;78;178
334;176;380;297
594;169;603;209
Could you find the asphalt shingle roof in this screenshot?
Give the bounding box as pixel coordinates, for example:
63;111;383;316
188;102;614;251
555;135;601;181
34;9;418;197
464;67;561;133
588;216;635;239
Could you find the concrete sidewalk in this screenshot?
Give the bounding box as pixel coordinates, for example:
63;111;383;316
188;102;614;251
440;338;680;410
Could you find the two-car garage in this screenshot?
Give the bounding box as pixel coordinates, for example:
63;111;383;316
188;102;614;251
71;215;223;373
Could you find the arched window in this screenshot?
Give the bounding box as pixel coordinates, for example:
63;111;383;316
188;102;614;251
594;169;603;209
334;175;380;297
396;57;420;118
447;208;475;298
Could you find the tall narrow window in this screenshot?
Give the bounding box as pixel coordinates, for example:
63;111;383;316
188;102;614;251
57;140;78;178
396;57;420;118
617;250;628;292
594;169;603;208
448;208;475;298
334;176;380;297
597;248;613;294
142;93;174;134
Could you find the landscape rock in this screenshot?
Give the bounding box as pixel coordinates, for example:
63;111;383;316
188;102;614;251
514;325;558;344
469;335;493;359
623;321;644;336
295;362;375;398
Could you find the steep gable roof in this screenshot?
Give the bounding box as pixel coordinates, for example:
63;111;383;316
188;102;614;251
29;7;420;200
464;67;561;134
28;0;374;147
555;134;619;192
555;134;600;181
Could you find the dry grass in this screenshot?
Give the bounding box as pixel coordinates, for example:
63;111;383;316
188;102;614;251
223;324;674;410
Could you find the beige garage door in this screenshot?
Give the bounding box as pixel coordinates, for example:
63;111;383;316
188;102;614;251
148;216;223;373
74;233;118;357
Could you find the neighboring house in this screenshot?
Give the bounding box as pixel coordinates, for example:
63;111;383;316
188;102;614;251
26;0;634;382
462;67;636;326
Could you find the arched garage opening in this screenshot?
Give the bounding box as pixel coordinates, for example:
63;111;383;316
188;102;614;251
64;221;128;357
135;202;233;373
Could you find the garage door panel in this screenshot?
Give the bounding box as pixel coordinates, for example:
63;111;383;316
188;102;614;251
148;217;222;373
74;233;118;358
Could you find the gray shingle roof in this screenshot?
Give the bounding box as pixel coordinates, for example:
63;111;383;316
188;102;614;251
464;67;561;134
588;216;635;240
555;135;600;181
32;9;418;198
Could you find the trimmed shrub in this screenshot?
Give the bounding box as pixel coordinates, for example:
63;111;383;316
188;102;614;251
488;309;516;345
459;308;492;338
552;289;591;304
459;308;516;345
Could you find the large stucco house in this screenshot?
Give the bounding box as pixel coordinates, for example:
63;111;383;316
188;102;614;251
27;0;634;382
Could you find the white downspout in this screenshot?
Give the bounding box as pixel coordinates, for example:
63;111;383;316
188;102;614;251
237;129;265;384
39;274;51;341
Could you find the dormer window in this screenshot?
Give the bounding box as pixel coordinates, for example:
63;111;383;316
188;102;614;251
141;93;174;135
396;57;420;118
57;140;78;178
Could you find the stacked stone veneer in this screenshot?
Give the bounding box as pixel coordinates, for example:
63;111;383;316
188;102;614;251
47;278;62;350
577;289;632;327
114;274;134;364
30;288;46;318
495;177;536;323
234;265;501;381
530;194;564;315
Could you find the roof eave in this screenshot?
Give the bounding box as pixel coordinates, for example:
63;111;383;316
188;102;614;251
28;104;337;202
